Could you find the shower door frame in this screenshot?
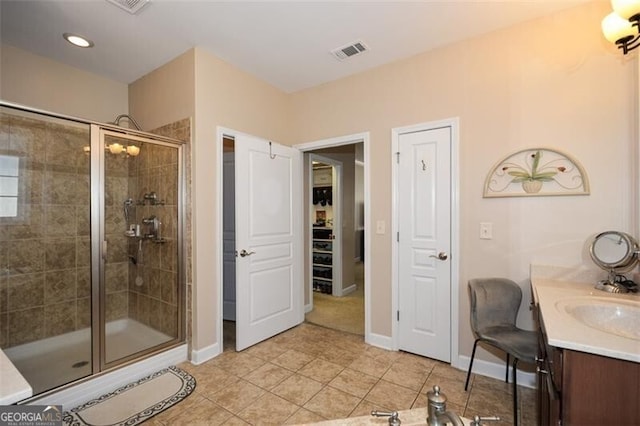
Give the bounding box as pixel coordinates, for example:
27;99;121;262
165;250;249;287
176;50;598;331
91;125;186;373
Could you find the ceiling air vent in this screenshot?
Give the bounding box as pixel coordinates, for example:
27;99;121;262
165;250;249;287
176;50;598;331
331;40;369;61
106;0;150;14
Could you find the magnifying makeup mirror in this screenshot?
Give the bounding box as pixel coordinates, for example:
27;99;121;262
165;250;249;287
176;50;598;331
589;231;639;293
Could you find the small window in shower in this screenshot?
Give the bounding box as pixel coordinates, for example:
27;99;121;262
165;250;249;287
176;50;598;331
0;154;19;218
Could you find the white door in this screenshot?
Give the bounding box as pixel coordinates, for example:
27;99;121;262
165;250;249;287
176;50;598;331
397;127;451;362
223;151;236;321
235;134;303;350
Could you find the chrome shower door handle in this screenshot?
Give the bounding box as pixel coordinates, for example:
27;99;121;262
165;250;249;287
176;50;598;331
429;252;448;261
239;249;255;257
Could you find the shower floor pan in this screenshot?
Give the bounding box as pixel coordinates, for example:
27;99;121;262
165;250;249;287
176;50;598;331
4;319;172;396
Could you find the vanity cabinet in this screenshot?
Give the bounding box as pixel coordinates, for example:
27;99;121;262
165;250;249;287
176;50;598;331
312;227;333;294
536;307;640;425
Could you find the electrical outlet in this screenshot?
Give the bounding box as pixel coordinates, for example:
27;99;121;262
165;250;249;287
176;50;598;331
480;222;493;240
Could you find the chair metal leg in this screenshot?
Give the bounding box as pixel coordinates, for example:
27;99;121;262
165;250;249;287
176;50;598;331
464;339;480;391
512;357;519;426
505;353;510;383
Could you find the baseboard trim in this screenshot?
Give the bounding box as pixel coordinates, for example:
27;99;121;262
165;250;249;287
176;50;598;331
190;342;220;365
29;344;188;410
340;284;356;296
304;303;312;314
366;332;393;350
456;354;536;388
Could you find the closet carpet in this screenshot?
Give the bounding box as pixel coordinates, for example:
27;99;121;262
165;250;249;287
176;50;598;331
305;262;364;335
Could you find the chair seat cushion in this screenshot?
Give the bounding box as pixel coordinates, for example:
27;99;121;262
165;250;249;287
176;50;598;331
478;326;538;362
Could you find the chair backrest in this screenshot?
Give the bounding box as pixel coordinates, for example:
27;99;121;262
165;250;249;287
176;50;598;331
468;278;523;334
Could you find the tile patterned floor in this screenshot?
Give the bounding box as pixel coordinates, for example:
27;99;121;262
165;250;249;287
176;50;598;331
150;323;537;425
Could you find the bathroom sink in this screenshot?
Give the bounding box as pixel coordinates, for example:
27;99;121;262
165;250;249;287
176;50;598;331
555;298;640;341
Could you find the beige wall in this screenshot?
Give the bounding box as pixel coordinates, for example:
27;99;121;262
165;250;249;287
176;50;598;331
0;44;128;123
128;50;196;131
191;48;291;352
289;1;636;362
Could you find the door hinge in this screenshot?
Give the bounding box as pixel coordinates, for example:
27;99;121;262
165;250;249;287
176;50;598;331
396;152;400;164
397;310;400;321
396;232;399;242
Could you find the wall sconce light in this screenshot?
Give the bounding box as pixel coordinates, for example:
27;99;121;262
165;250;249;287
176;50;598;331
602;0;640;54
83;144;141;157
126;145;140;156
103;143;141;157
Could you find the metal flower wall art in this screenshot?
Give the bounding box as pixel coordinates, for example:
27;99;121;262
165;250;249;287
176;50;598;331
483;148;590;197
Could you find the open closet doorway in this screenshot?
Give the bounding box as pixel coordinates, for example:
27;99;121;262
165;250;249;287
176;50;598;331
303;142;366;336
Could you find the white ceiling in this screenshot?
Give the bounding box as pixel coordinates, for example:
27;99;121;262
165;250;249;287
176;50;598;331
1;0;591;93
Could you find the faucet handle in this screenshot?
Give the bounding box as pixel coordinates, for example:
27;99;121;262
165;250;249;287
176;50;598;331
470;415;501;426
371;410;401;426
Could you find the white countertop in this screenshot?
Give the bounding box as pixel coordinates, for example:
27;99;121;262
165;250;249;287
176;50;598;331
299;407;472;425
531;275;640;363
0;348;32;404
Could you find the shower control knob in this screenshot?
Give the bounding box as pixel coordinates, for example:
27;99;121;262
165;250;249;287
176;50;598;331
239;249;255;257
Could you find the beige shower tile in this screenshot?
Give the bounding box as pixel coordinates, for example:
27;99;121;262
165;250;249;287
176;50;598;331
44;171;78;205
328;367;378;398
8;306;44;346
7;273;44;310
44;238;76;270
298;357;344;383
45;269;76;303
303;386;361;420
272;373;324;406
76;297;91;329
7;240;45;274
237;392;299;425
44;301;76;337
105;291;128;321
44;205;76;237
365;380;419;411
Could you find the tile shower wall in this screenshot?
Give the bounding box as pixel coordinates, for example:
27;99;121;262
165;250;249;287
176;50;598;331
0;112;91;347
146;118;191;345
126;118;190;339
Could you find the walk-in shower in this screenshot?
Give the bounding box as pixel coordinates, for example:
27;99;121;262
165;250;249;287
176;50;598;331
0;103;185;397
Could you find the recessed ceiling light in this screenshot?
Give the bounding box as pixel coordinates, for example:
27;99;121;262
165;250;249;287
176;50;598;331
63;33;94;48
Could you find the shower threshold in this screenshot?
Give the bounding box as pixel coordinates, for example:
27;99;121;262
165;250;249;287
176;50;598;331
4;318;172;396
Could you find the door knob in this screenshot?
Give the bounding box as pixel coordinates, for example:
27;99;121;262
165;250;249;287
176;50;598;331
239;249;255;257
429;252;448;261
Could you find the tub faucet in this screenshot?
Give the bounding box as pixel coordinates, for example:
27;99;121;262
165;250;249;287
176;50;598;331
426;385;464;426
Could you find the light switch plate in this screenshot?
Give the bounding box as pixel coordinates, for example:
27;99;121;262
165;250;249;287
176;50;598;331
480;222;493;239
376;220;385;235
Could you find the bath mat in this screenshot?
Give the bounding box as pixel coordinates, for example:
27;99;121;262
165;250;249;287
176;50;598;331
63;365;195;426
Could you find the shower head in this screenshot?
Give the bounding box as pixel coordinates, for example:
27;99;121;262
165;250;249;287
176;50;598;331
110;114;142;130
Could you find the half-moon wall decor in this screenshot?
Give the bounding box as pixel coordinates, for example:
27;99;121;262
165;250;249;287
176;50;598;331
483;148;589;198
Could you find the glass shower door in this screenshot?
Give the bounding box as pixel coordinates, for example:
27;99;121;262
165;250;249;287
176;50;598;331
0;106;93;395
101;131;180;365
